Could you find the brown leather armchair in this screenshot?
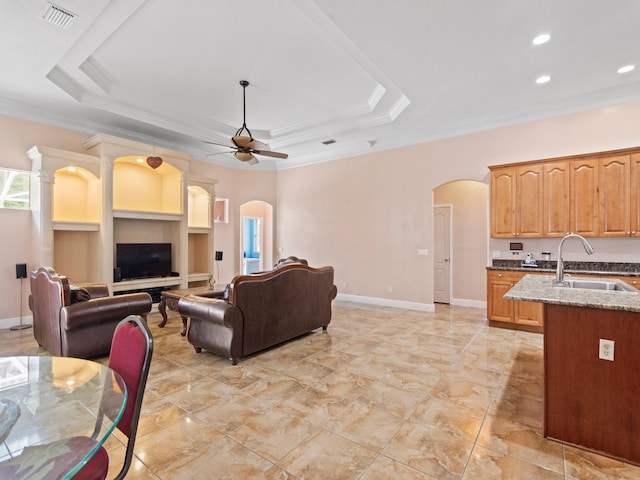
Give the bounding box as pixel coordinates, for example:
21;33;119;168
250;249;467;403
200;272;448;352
29;267;153;358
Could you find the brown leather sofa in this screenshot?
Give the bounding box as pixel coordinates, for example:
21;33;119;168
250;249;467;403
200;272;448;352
177;263;337;364
29;267;153;358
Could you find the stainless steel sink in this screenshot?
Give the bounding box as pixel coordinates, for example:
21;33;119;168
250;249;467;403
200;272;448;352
559;278;639;293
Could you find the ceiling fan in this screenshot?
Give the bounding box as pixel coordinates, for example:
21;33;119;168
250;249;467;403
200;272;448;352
203;80;288;165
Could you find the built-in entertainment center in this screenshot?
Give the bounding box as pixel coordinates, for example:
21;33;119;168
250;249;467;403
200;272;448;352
29;134;219;297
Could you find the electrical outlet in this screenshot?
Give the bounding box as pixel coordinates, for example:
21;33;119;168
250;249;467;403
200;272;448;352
387;285;393;293
342;281;347;288
599;339;615;361
417;249;429;256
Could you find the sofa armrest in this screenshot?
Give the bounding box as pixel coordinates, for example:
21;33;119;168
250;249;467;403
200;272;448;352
77;283;110;299
61;293;152;331
177;295;242;329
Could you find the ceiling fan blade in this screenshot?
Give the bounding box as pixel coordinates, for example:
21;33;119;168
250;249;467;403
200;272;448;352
246;138;269;151
203;140;236;149
205;150;235;157
253;150;288;159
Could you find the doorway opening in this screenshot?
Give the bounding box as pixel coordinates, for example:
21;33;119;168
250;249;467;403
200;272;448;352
433;180;488;306
239;200;273;275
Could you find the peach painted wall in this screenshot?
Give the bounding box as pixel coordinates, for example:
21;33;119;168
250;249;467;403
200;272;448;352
276;100;640;309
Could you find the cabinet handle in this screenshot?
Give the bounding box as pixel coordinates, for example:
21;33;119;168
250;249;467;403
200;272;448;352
498;274;503;278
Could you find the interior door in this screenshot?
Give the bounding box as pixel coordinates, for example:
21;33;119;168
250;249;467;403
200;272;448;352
434;206;451;303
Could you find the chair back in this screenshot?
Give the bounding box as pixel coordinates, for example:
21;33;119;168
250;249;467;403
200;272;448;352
108;315;153;475
29;266;67;356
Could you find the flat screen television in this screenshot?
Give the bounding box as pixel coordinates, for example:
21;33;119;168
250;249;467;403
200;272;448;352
116;243;172;280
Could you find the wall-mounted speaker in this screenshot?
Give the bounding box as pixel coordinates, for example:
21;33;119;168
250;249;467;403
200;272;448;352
215;251;223;261
15;263;27;279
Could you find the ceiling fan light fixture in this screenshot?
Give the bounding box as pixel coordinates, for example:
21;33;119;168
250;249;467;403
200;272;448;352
203;80;288;165
235;152;254;162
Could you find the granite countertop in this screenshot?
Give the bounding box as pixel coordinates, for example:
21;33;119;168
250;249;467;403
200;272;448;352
504;274;640;313
488;260;640;277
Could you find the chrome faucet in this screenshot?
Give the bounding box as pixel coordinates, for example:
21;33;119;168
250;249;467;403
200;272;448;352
553;233;595;286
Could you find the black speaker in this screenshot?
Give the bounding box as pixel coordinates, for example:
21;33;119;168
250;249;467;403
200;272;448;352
215;251;223;261
113;267;122;282
15;263;27;279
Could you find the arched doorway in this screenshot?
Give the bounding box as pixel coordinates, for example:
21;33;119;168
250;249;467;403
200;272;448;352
433;180;489;306
239;200;274;274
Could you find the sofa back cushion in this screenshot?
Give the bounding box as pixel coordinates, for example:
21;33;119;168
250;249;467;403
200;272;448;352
231;264;335;355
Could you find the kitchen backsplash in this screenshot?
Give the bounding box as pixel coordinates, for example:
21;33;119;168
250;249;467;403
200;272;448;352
491;259;640;274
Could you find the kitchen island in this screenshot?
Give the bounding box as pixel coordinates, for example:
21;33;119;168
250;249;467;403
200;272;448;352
505;274;640;466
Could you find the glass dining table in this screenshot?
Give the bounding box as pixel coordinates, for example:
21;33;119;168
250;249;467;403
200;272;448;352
0;355;127;480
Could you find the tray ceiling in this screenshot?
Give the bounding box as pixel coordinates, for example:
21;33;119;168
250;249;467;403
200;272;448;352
2;0;639;169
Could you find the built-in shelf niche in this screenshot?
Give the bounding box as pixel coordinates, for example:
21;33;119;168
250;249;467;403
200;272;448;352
53;230;100;284
188;186;210;229
113;156;182;214
214;198;229;223
53;166;101;225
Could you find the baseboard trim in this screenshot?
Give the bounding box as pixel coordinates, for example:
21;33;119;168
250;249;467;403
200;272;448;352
0;315;33;330
335;293;434;312
451;298;487;308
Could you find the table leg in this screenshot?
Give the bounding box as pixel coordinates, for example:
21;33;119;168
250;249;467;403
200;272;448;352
158;298;168;328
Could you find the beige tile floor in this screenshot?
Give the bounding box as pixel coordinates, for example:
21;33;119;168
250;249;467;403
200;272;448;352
4;302;640;479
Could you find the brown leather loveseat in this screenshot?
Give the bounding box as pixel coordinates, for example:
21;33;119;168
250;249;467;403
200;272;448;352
177;263;337;364
29;266;153;358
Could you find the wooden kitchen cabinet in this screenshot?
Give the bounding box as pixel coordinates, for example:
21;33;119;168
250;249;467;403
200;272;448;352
569;157;599;237
598;154;630;236
490;164;543;238
631;153;640;236
542;161;570;237
490;146;640;238
487;270;515;322
487;270;543;328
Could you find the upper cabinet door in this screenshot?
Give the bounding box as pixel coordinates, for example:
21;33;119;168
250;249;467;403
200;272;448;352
491;167;517;237
543;161;570;237
598;155;631;236
516;164;543;237
631;153;640;236
570;158;599;237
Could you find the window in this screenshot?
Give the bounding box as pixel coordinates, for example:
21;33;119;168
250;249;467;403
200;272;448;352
0;168;29;209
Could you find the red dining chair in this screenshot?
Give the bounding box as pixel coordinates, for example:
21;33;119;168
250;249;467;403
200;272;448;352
74;314;153;480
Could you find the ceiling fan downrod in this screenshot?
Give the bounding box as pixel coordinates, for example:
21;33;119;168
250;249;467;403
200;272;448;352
235;80;253;139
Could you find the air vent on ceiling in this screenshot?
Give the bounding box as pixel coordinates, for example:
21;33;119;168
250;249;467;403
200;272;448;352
322;139;337;145
40;2;77;29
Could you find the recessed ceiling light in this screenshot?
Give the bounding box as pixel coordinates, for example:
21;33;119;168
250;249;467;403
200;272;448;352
532;33;551;45
536;75;551;84
617;64;636;74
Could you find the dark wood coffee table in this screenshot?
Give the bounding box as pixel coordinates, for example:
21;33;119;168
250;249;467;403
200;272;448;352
158;285;226;335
